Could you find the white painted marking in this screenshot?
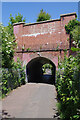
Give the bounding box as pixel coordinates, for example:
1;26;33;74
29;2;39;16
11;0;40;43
58;32;61;34
22;29;56;37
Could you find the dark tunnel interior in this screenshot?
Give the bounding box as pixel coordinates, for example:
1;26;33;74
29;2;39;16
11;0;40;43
26;57;56;85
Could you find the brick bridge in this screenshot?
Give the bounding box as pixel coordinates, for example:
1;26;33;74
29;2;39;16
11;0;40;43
13;12;76;84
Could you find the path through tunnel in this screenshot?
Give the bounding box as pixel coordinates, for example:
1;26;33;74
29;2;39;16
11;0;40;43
26;57;56;85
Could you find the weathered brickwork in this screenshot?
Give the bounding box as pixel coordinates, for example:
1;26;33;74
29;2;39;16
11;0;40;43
13;13;76;69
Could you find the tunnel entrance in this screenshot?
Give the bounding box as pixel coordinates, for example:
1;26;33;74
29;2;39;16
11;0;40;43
26;57;56;85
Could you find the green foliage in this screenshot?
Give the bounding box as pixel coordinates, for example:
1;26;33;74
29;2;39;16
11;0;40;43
56;54;80;120
65;19;79;34
9;13;26;25
2;12;26;68
1;24;16;68
42;64;52;74
2;58;26;98
56;44;59;51
56;19;80;120
26;48;31;51
42;63;52;69
8;13;26;36
65;19;80;52
36;9;51;22
71;47;80;52
1;13;26;98
71;25;80;48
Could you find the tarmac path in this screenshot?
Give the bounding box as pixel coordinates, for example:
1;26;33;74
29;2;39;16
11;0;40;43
2;83;57;118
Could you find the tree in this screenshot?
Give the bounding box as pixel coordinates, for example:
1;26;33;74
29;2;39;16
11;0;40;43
8;13;26;26
1;13;26;98
1;24;16;68
1;23;26;97
1;13;26;68
2;13;26;68
36;9;51;22
8;13;26;36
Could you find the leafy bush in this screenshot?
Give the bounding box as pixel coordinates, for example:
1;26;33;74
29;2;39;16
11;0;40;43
56;19;80;120
1;21;26;98
1;23;16;68
56;53;80;120
2;58;26;98
65;19;79;34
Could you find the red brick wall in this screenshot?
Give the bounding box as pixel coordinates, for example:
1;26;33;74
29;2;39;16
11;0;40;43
13;13;76;68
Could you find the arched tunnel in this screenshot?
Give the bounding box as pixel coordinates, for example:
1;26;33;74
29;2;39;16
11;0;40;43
26;57;56;85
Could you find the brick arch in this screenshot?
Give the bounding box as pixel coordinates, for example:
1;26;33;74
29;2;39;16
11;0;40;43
21;52;59;69
26;56;56;84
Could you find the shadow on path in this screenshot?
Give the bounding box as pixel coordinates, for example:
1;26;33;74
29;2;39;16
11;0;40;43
2;110;15;119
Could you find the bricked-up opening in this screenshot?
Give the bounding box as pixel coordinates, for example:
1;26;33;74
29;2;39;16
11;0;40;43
26;57;56;85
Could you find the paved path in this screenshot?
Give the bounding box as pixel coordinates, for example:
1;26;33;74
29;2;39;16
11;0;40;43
2;83;57;118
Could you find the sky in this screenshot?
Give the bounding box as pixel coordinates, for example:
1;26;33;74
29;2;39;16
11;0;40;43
2;2;79;26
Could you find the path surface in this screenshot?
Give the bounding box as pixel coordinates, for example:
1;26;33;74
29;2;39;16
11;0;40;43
2;83;57;118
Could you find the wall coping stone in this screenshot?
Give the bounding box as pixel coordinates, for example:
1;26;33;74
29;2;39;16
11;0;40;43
13;12;77;26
